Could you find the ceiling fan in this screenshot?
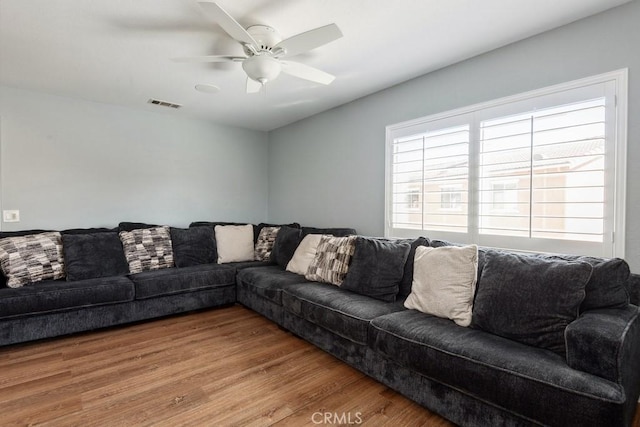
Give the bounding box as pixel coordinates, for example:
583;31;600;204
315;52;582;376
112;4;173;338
173;1;343;93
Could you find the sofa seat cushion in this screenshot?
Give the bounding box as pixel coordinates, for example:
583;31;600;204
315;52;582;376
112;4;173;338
282;283;405;344
237;265;310;304
369;310;623;423
0;276;134;319
130;264;235;300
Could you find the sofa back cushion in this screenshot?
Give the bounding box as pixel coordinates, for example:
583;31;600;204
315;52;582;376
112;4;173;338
397;236;430;298
62;232;129;281
191;221;259;243
119;226;175;274
62;227;116;235
472;250;592;357
118;222;159;232
206;222;301;245
628;273;640;306
301;226;356;237
0;231;65;288
341;237;411;302
577;257;630;312
271;226;303;268
540;255;630;312
256;222;299;241
170;226;217;268
191;222;300;243
432;239;629;313
0;229;51;239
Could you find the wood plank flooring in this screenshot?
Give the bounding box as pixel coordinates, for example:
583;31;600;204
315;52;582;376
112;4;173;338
0;305;638;426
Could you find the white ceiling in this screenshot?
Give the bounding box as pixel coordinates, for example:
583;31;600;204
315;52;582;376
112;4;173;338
0;0;631;131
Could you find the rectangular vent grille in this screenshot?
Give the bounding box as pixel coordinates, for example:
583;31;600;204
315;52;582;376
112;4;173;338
147;98;182;109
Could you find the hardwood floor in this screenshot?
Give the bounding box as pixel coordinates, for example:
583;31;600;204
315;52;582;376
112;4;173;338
0;305;450;426
0;305;638;426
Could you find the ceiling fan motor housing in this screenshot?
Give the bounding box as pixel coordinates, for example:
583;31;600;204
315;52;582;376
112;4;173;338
245;25;282;52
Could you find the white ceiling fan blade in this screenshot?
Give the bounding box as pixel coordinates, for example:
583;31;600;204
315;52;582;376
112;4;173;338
246;77;262;94
274;23;342;58
172;55;245;63
198;1;258;48
280;61;335;85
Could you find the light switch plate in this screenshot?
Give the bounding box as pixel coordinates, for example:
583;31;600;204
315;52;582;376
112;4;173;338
3;210;20;222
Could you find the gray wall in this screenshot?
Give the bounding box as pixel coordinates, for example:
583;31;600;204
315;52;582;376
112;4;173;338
267;0;640;272
0;85;268;230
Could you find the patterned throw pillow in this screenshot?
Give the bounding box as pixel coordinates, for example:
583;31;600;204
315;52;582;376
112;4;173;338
305;235;356;286
0;231;65;288
119;226;175;274
254;226;281;261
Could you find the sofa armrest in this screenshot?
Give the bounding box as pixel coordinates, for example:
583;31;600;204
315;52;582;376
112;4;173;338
566;305;640;385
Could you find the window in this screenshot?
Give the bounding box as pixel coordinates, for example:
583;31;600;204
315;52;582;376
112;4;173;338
385;70;627;258
406;189;421;209
440;185;462;210
488;180;518;212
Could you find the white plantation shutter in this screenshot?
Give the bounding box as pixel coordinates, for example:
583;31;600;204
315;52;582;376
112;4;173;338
386;70;627;257
388;114;473;240
478;98;606;238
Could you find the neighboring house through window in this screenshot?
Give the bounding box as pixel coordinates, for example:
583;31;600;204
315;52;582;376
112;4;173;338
440;185;462;210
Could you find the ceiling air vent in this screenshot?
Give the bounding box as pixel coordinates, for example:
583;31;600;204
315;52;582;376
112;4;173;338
147;98;182;109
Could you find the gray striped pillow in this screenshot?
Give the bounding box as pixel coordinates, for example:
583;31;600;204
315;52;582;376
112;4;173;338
305;235;356;286
0;231;65;288
119;226;174;274
254;226;281;261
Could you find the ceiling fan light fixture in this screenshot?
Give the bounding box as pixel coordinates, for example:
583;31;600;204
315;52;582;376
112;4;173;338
182;2;343;93
242;55;281;84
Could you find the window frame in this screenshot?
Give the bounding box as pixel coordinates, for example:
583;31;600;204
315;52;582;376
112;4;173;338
385;69;627;258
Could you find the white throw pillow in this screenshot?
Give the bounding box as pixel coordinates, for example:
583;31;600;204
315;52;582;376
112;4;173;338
215;224;255;264
404;245;478;327
286;234;324;275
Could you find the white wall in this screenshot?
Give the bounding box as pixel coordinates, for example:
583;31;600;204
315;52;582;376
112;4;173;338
0;85;268;230
267;0;640;272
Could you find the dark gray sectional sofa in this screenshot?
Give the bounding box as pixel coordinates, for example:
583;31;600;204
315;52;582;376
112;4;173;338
0;224;240;346
238;229;640;427
1;222;639;427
